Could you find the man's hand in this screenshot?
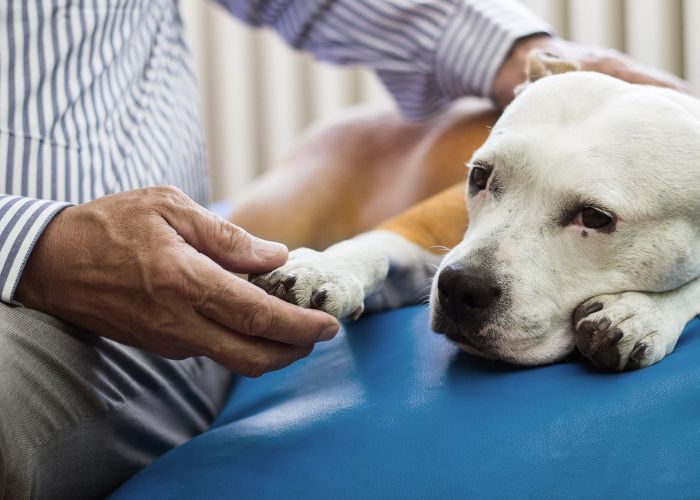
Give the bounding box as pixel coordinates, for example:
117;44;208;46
14;186;340;377
492;35;691;109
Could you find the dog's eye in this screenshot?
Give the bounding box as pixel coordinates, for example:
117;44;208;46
579;207;612;229
470;166;490;191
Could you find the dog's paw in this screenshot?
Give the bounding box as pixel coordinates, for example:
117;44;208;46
249;248;365;320
572;291;682;371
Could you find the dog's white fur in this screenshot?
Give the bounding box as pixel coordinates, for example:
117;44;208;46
253;72;700;371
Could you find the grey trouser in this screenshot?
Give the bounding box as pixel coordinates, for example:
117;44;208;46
0;304;233;499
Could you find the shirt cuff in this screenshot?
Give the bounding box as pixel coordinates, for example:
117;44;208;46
0;195;72;305
435;0;552;101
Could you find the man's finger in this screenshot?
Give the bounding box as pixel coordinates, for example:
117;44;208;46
156;186;288;273
190;315;315;377
193;261;340;346
624;67;691;94
582;55;691;94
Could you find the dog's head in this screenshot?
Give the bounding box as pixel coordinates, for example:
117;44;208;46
430;65;700;365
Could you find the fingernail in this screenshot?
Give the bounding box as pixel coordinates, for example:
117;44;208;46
253;238;287;260
320;323;339;341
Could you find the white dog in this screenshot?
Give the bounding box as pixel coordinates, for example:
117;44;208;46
252;70;700;371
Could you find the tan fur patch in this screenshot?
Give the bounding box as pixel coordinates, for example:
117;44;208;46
378;183;468;253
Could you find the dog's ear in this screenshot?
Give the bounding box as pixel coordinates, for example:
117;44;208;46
514;49;581;97
525;49;581;82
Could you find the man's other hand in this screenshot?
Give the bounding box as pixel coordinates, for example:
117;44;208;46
492;35;691;109
15;186;339;377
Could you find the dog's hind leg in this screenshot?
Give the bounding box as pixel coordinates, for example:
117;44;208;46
573;278;700;371
229;101;496;251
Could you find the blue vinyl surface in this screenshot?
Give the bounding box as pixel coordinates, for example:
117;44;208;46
111;306;700;499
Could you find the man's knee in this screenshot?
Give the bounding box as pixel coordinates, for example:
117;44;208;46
0;305;114;497
0;304;232;498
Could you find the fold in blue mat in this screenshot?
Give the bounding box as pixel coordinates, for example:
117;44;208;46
111;306;700;499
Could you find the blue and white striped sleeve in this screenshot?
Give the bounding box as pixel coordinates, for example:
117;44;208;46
217;0;551;120
0;195;71;304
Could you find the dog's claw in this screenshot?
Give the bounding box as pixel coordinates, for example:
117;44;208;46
573;301;604;325
585;302;604;315
268;271;282;288
310;289;328;309
281;275;297;288
597;317;611;332
590;344;621;370
624;343;648;370
607;328;623;344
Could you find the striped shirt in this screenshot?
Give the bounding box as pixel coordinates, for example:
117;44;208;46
0;0;549;304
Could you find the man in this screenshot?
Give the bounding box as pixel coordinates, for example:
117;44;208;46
0;0;687;497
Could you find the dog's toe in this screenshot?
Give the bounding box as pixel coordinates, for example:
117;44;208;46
573;309;612;357
572;301;603;326
310;289;328;309
588;327;624;370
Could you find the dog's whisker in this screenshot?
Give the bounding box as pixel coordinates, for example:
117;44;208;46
429;245;451;254
412;285;433;304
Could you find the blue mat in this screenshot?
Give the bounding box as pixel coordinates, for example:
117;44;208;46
111;306;700;499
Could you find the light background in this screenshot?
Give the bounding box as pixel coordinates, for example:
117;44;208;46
178;0;700;202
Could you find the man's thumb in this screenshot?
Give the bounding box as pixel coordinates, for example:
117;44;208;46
159;190;288;273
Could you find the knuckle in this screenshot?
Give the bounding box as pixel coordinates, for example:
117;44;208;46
192;282;215;314
147;256;192;299
217;218;250;254
600;54;626;73
247;299;274;336
205;336;229;361
155;260;183;289
240;352;271;378
146;318;188;353
146;185;187;210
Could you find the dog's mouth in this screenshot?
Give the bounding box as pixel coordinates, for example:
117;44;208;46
431;304;503;358
430;302;576;365
442;330;499;360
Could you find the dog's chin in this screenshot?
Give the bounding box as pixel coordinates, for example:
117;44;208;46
430;305;576;366
430;305;504;360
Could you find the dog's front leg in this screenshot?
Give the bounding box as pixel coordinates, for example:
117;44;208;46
250;183;468;320
250;230;441;320
573;278;700;371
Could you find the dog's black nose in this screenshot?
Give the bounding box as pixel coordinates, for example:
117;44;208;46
437;263;500;322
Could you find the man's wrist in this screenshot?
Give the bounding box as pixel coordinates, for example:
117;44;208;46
492;34;553;109
14;207;73;311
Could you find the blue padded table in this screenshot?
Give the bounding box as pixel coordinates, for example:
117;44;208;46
111;306;700;499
